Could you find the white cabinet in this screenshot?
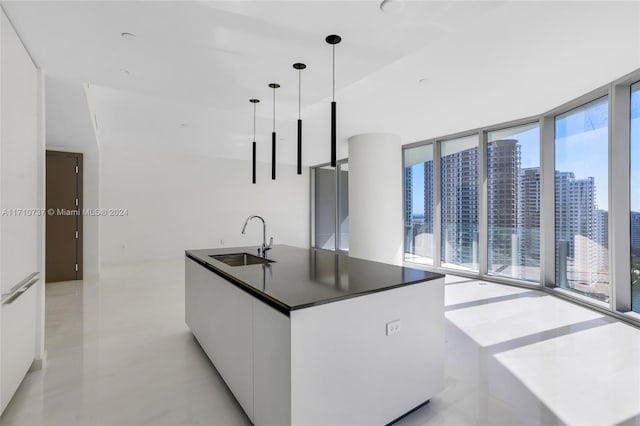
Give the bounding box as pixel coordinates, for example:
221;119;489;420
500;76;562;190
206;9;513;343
1;280;37;411
185;258;254;420
0;7;44;415
252;297;290;426
186;258;291;426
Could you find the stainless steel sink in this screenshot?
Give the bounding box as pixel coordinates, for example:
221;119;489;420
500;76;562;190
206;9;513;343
210;253;274;267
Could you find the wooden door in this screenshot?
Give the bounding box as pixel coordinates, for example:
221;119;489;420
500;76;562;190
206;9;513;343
46;151;82;282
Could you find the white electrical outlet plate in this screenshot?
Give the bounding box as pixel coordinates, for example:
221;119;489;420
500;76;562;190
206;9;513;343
386;320;401;336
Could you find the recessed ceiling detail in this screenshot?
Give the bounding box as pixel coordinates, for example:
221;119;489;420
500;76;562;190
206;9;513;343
379;0;405;15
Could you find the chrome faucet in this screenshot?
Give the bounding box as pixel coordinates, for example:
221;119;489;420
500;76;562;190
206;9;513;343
241;215;273;258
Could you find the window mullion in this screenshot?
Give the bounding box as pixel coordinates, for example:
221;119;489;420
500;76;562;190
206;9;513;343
611;83;632;312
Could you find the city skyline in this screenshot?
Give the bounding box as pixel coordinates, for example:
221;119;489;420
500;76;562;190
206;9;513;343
405;129;609;296
402;87;639;313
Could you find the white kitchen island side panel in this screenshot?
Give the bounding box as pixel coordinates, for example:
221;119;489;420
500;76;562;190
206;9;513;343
253;297;291;426
290;277;445;426
185;258;254;421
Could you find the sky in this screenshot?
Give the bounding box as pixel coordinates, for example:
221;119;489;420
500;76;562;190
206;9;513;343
408;94;625;215
555;96;608;210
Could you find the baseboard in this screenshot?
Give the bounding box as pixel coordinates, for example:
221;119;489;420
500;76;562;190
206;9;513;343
29;351;47;372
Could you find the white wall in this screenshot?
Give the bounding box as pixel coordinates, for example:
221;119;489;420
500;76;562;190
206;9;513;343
348;133;403;265
100;147;309;265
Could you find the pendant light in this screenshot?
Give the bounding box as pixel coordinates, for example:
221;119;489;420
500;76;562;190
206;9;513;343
325;34;341;168
249;99;259;184
269;83;280;180
293;63;306;175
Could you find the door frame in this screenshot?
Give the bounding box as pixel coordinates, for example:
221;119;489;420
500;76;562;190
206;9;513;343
46;150;83;280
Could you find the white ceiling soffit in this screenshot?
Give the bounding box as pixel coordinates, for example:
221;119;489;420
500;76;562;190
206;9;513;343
3;1;640;166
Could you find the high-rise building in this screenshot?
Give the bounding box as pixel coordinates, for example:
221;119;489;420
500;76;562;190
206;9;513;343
594;209;609;279
555;171;575;264
631;211;640;250
423;161;434;234
404;167;413;252
441;146;479;266
518;167;541;266
595;209;608;249
487;139;520;270
554;172;607;289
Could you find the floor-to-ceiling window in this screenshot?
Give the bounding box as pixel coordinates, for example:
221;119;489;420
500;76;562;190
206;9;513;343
631;82;640;313
390;69;640;323
487;123;540;282
555;97;609;303
403;144;434;264
441;135;479;271
313;161;349;252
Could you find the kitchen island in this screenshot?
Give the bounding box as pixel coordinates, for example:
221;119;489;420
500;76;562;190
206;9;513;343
185;245;444;426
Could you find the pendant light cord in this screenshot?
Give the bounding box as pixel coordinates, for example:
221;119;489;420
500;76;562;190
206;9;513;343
253;103;256;141
272;87;276;132
298;69;302;120
332;45;335;101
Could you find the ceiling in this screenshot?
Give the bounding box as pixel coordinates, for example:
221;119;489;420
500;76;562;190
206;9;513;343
2;1;640;165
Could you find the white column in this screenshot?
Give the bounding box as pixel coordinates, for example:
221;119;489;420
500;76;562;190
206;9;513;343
348;133;402;265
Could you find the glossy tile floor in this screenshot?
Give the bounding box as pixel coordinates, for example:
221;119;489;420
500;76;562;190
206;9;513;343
2;260;640;426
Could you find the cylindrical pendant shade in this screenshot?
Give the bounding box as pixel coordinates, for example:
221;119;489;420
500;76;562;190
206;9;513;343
272;131;276;180
268;83;279;181
297;119;302;175
331;101;336;167
252;141;256;184
293;63;306;177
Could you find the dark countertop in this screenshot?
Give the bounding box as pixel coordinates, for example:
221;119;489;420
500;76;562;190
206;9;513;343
186;245;444;315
